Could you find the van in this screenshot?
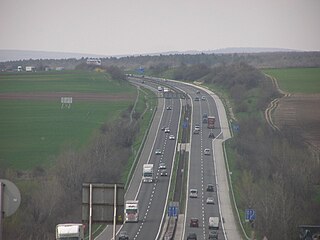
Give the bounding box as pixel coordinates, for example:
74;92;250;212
208;217;219;230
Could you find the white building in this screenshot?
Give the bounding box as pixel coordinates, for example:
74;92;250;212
25;66;35;72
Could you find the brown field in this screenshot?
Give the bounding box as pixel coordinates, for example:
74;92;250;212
274;93;320;149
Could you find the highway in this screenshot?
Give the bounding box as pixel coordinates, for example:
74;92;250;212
96;78;182;240
96;77;241;240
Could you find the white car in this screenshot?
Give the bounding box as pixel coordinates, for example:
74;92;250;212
159;162;166;169
155;149;162;155
204;148;211;155
164;128;170;133
189;189;198;198
201;96;206;101
169;135;175;140
206;197;215;204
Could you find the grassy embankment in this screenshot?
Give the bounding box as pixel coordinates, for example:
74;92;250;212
0;71;136;170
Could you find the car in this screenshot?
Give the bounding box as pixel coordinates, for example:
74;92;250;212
194;124;200;131
159;162;166;169
190;218;199;227
166;106;172;110
202;118;208;124
189;189;198;198
208;230;218;239
209;132;215;138
206;197;215;204
194;97;200;101
193;129;200;134
164;128;170;133
204;148;211;155
206;184;214;192
203;113;208;119
118;231;129;240
169;135;175;140
161;126;166;131
160;169;168;176
187;232;197;240
155;149;162;155
196;90;200;94
201;96;206;101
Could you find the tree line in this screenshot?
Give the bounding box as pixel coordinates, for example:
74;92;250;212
2;107;140;239
150;62;319;239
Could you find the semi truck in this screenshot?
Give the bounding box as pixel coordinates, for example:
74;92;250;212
142;164;154;182
56;223;84;240
125;200;139;222
207;116;216;129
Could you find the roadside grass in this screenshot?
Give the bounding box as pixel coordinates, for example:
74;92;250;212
263;68;320;93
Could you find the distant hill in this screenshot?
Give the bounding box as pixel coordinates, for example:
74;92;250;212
0;49;109;62
0;48;300;62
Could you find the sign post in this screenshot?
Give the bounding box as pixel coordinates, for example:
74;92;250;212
82;183;124;239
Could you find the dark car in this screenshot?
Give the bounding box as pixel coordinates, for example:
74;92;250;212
206;184;215;192
187;232;197;240
208;230;218;239
118;231;129;240
160;169;168;176
190;218;199;227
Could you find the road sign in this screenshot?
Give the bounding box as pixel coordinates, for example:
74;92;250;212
182;120;188;129
168;202;179;217
0;179;21;240
0;179;21;217
168;206;178;217
82;183;124;224
245;209;256;222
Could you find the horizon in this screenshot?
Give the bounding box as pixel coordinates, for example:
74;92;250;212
1;1;319;57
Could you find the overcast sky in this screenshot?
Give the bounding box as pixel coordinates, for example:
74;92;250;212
1;0;320;56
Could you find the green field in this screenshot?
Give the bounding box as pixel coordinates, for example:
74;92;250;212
0;71;134;93
263;68;320;93
0;71;136;170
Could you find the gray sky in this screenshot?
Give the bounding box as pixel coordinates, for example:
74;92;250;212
1;0;320;56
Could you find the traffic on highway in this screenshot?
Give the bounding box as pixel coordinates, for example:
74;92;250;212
95;76;232;240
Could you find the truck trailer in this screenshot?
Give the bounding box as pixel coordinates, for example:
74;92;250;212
56;223;84;240
142;164;154;182
207;116;216;129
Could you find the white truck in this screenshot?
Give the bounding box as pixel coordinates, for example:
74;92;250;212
125;200;139;222
56;223;84;240
208;217;219;230
142;164;154;182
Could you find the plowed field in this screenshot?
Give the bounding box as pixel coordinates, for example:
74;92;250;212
274;94;320;149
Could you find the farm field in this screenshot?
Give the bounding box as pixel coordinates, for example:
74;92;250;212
263;67;320;93
0;71;136;170
263;68;320;149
